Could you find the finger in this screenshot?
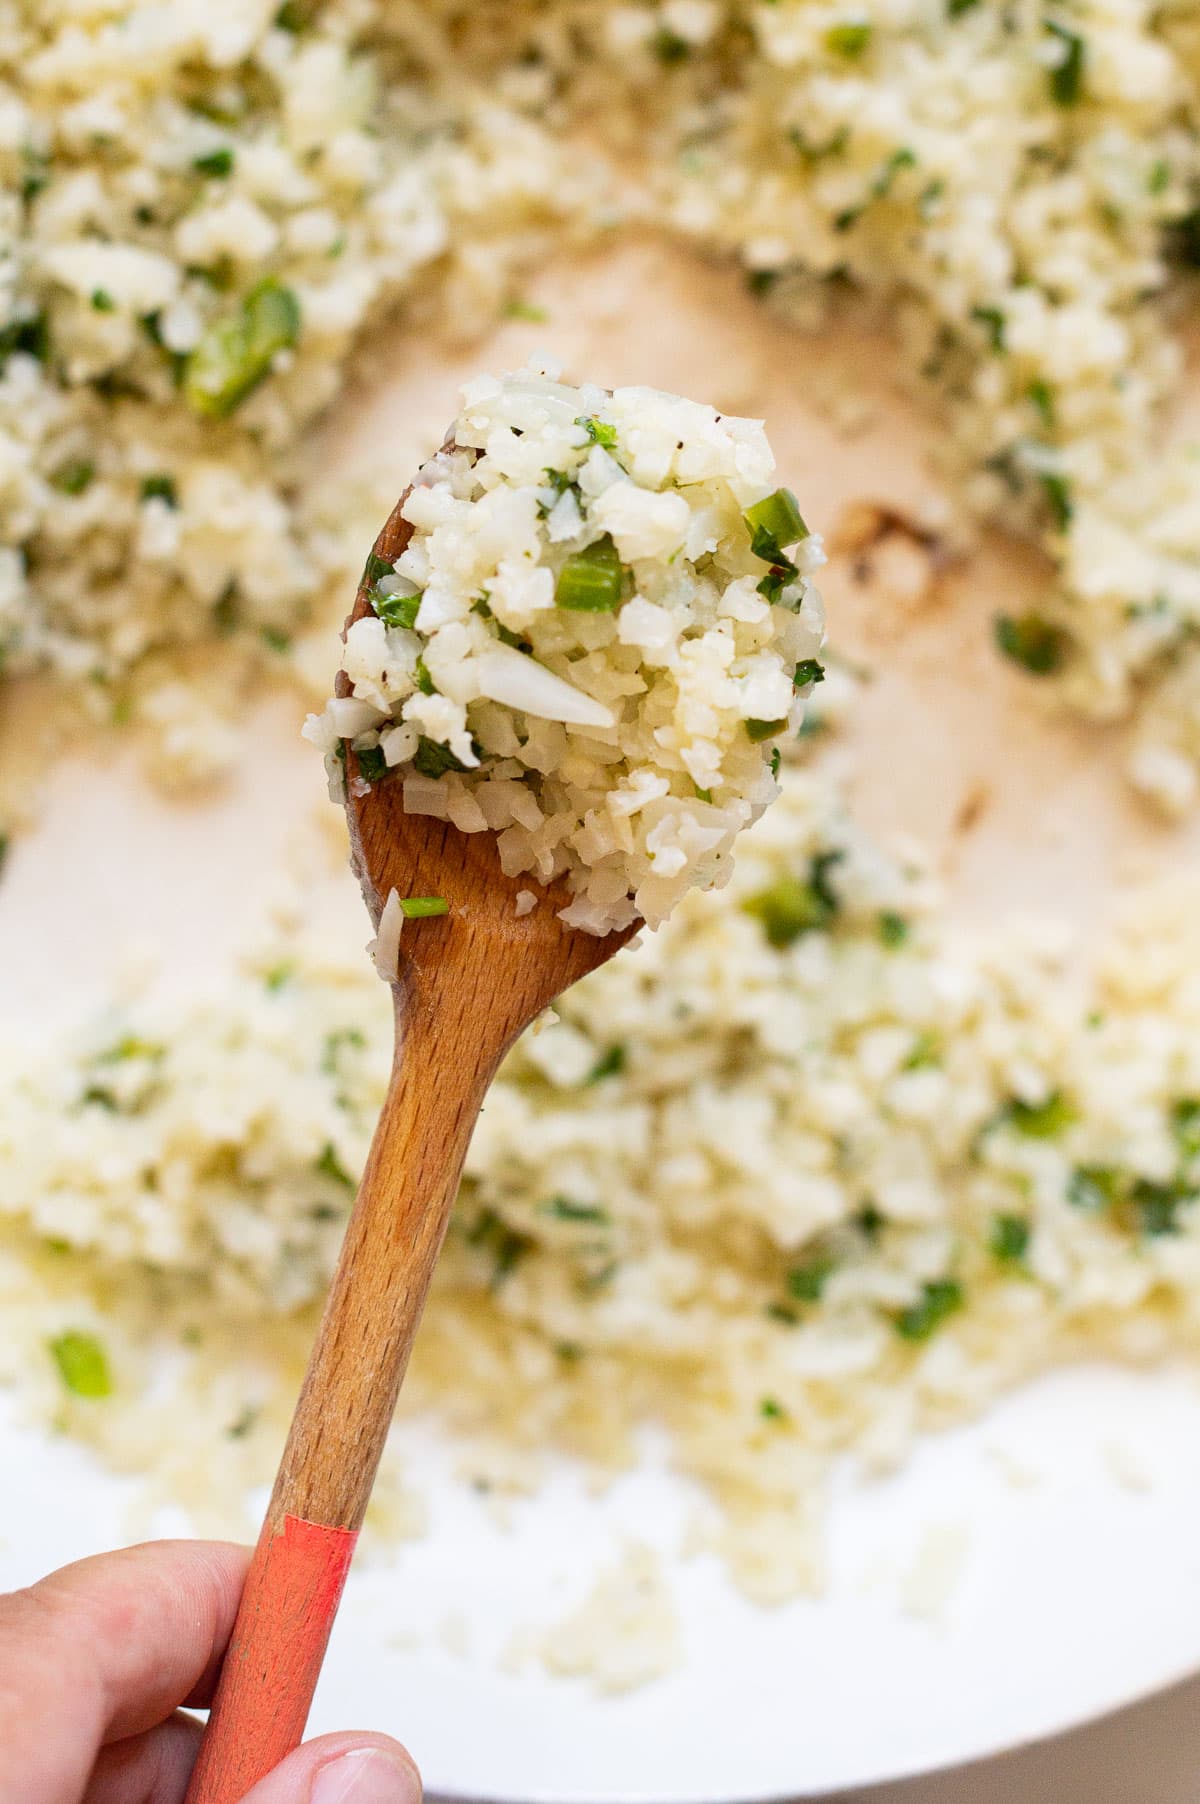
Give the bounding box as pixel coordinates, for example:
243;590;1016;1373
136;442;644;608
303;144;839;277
240;1733;422;1804
0;1540;249;1804
82;1712;201;1804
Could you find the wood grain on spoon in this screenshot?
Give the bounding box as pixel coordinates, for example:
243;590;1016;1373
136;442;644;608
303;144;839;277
184;469;635;1804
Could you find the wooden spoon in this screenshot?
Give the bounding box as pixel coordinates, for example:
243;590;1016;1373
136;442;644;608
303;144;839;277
184;471;636;1804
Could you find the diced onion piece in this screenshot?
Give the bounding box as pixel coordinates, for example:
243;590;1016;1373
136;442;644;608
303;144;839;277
368;887;404;982
474;643;614;729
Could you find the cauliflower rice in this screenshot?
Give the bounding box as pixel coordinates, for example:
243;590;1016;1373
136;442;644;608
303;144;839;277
6;764;1200;1599
3;0;1200;1640
307;365;823;932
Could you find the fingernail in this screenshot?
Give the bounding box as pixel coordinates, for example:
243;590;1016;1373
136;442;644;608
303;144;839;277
311;1747;421;1804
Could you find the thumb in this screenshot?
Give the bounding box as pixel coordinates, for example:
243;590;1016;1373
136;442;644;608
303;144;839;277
237;1731;422;1804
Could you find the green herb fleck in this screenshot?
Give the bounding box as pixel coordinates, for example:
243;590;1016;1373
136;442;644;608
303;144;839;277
53;460;95;496
50;1331;112;1399
896;1278;964;1342
373;589;421;630
0;310;48;366
769;748;782;780
413;655;435;695
193;147;235;178
586;1043;627;1084
1027;379;1056;427
1040;472;1073;531
399;896;449;919
140;473;177;507
990;1213;1031;1264
652;27;690;63
467;1208;532;1289
413;736;471;779
743;488;808;564
794;658;825;688
91;288;116;312
825;20;873;56
541;1195;610;1224
971;305;1006;353
787;1253;836;1303
264;961;294;992
260;625;291;654
760;1396;788;1420
576;414;618;452
183;278;301;419
743;851;842;947
321;1026;366;1073
503;299;549;323
354;743;388;784
1148;159;1171;196
878;911;909;948
1003;1091;1075;1138
556;534;625;612
227;1404;259;1439
315;1142;356;1190
746;717;787;743
1045;20;1085;106
994;612;1068;676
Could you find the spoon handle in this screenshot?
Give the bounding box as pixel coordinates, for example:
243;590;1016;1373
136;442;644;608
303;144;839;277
184;998;497;1804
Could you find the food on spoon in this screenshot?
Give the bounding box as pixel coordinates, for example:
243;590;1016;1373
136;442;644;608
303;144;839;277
305;363;824;934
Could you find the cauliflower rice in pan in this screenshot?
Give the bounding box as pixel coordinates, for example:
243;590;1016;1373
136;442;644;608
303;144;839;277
2;0;1200;1631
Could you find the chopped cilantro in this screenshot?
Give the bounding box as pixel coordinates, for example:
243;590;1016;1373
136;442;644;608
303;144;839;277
585;1043;627;1084
769;747;782;780
49;1330;112;1399
652;27;690;62
825;20;873;56
1040;471;1073;530
140;473;177;507
1045;20;1085;106
1027;379;1056;427
91;288;116;312
760;1396;788;1420
503;299;549;323
53;460;95;495
878;911;909;948
541;1196;610;1224
971;304;1006;353
263;961;294;992
990;1213;1031;1264
362;551;394;586
895;1277;963;1342
260;625;291;653
994;612;1068;675
353;743;387;784
556;535;625;611
794;657;826;688
413;655;435;695
321;1026;366;1073
1003;1091;1075;1138
373;588;421;630
743;488;808;564
787;1253;836;1302
746;717;787;743
193;147;235;178
413;736;470;778
315;1142;356;1190
576;414;618;451
183;278;301;419
467;1208;532;1289
743;851;842;947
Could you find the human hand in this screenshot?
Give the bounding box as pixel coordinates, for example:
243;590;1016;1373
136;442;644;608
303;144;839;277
0;1539;422;1804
